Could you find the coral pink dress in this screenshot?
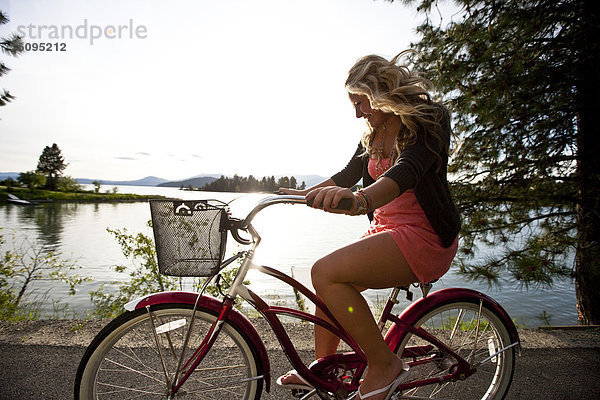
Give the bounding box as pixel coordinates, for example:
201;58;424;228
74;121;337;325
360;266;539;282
364;158;458;283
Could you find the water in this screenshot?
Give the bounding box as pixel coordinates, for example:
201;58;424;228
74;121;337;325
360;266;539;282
0;185;578;327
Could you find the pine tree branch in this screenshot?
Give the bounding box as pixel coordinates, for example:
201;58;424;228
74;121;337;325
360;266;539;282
0;34;24;57
463;211;576;236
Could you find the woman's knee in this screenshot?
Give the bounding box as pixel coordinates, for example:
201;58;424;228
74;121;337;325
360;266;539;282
311;257;335;293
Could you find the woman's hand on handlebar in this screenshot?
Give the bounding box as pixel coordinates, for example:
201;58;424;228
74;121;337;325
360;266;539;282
306;186;357;215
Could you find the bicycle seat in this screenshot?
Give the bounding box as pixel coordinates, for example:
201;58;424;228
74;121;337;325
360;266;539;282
395;279;437;301
419;280;436;298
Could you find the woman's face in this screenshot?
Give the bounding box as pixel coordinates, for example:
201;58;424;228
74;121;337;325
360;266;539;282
348;93;391;130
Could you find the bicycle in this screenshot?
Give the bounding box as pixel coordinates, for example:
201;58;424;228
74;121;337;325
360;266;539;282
74;195;520;400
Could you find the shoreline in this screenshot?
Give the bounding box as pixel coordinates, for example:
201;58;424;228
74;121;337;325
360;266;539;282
1;187;162;203
1;319;599;350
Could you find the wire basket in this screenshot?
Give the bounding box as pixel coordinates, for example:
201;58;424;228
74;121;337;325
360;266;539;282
149;199;229;277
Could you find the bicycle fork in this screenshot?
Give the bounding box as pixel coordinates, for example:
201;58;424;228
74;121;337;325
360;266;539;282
142;269;245;396
144;297;238;398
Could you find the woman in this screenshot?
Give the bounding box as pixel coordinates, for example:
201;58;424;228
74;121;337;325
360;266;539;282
279;50;461;400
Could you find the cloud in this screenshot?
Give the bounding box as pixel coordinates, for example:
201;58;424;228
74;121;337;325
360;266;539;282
136;152;151;156
115;156;137;161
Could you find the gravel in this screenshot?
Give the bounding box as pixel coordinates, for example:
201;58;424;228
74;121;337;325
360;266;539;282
1;319;599;399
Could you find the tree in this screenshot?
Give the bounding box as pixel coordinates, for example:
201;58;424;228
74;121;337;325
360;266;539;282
0;232;88;320
90;223;247;318
200;174;301;192
56;175;82;192
18;170;46;190
1;177;16;188
397;0;599;323
36;143;68;190
277;176;291;188
92;180;101;193
0;10;24;108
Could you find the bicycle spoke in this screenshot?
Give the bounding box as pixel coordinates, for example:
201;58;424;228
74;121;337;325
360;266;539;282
395;301;515;399
76;305;263;399
109;346;162;377
101;358;165;384
96;381;164;396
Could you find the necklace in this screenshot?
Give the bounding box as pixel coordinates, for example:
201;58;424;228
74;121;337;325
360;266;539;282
371;124;390;175
371;124;387;160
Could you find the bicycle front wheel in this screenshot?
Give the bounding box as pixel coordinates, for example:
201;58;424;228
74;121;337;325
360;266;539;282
75;303;263;400
395;300;515;400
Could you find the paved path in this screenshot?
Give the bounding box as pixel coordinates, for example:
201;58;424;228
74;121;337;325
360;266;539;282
1;320;599;399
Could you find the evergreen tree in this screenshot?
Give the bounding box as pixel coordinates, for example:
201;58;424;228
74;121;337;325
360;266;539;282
396;0;599;323
37;143;68;190
278;176;291;188
200;174;301;193
0;10;24;108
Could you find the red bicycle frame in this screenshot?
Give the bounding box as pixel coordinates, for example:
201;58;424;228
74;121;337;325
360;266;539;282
124;195;521;397
125;268;520;396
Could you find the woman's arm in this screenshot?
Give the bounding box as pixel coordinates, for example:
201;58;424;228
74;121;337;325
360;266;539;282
308;125;444;214
306;177;399;214
330;143;364;188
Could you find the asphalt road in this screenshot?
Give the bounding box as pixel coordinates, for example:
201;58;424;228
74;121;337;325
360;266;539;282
0;343;599;399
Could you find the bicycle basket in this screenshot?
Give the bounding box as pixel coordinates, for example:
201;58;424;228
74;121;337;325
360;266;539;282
149;199;229;277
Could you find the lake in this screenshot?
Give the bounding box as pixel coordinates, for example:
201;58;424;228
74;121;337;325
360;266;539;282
0;185;578;327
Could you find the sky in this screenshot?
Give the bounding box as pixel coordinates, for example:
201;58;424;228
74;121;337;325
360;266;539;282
0;0;454;182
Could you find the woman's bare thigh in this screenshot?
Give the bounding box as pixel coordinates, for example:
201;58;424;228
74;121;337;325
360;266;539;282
312;231;418;290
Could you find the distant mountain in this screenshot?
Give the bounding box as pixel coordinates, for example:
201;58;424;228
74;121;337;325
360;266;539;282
0;172;19;180
77;176;169;186
2;171;328;189
158;176;219;188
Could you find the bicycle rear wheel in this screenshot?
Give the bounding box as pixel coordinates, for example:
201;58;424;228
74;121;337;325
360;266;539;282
395;300;515;400
75;303;263;399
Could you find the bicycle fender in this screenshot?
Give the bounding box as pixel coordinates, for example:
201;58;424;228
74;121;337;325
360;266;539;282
384;288;521;355
124;291;272;392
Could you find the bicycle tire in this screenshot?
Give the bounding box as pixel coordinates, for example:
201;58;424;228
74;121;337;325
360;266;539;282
395;299;515;400
74;303;263;400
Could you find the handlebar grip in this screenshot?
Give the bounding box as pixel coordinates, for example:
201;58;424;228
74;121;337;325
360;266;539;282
231;227;252;245
227;217;253;245
306;197;354;211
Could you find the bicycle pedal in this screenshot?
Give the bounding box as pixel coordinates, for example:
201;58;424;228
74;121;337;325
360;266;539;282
389;392;401;400
291;388;311;398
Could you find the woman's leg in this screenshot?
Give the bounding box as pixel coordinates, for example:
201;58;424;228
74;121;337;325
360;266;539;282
315;283;365;359
314;306;341;359
311;231;417;400
278;300;343;386
278;290;358;384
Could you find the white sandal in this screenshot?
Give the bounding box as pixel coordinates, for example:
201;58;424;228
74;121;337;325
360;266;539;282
276;369;313;391
357;365;410;400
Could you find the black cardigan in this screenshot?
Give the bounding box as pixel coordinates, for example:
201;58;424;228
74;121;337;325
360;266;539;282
331;107;461;248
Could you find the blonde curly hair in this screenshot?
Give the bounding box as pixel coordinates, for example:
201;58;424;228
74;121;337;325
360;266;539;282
345;50;449;169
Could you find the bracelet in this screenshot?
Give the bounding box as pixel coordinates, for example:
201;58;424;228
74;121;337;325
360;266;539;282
353;190;371;215
353;193;367;215
356;189;373;212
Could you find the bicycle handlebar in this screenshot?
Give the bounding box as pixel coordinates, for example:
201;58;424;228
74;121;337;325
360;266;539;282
240;195;307;228
230;194;354;245
226;195;304;246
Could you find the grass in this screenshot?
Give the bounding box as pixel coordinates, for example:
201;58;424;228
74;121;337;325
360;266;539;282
1;186;163;202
